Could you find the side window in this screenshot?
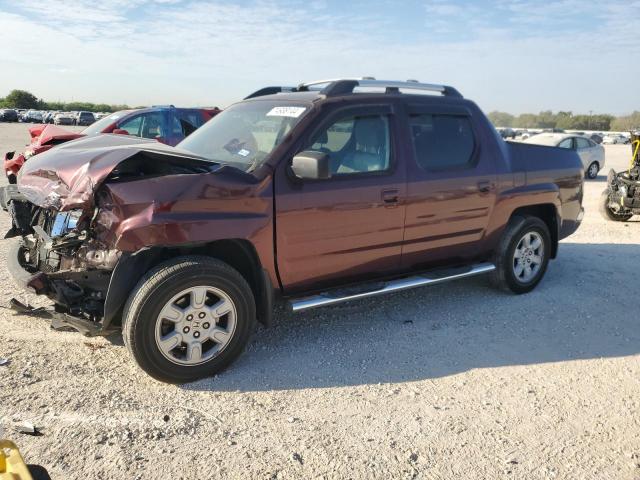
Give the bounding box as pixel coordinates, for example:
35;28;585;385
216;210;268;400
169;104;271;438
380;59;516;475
118;115;142;136
409;114;475;171
171;111;203;139
576;137;591;149
307;114;390;175
558;138;573;149
140;112;165;139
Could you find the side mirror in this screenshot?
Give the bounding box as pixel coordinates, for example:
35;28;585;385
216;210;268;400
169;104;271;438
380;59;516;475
112;128;129;135
291;151;331;180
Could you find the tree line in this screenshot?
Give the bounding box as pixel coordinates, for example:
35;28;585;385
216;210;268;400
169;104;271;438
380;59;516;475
0;89;130;113
488;110;640;132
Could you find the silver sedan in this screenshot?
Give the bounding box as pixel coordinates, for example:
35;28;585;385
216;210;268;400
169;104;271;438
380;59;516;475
524;133;605;179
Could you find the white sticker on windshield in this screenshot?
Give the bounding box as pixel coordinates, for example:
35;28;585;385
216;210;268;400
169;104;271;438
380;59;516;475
266;106;306;118
237;149;250;157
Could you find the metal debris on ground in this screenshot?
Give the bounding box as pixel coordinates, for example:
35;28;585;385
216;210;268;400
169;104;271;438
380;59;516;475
7;298;51;318
0;358;8;366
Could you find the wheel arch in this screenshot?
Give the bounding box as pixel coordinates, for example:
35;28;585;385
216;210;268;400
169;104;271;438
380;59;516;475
104;239;274;330
509;203;559;258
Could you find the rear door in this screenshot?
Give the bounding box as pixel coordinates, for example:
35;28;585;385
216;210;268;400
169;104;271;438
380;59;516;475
274;104;407;294
575;136;595;169
401;105;497;270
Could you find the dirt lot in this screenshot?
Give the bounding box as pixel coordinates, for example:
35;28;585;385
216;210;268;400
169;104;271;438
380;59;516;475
0;122;638;479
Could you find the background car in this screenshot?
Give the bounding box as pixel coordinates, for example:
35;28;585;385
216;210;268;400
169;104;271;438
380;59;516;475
0;109;19;122
497;127;516;139
23;110;43;123
54;112;75;125
76;111;95;126
524;133;605;179
4;105;221;182
602;134;628;144
589;133;603;144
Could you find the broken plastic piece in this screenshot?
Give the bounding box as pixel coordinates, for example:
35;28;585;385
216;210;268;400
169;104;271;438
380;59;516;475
16;421;42;437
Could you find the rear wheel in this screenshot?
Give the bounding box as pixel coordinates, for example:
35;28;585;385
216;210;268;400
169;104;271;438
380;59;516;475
599;190;633;221
122;256;256;383
586;162;599;179
492;215;551;294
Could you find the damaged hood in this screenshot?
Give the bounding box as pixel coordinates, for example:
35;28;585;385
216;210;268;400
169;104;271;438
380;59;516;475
17;134;219;210
30;124;85;146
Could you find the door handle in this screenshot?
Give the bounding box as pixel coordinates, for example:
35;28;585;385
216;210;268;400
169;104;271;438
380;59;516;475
477;180;493;194
381;189;399;206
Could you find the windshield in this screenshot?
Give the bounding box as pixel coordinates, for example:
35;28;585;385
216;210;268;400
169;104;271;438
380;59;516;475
178;100;310;171
82;111;130;136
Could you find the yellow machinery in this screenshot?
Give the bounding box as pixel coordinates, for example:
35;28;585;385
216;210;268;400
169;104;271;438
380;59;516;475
0;440;32;480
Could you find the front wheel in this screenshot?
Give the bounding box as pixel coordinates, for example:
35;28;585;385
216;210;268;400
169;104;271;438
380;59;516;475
122;256;256;383
599;190;633;221
492;215;551;294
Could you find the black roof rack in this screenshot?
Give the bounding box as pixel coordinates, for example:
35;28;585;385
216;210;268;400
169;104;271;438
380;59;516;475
298;77;463;98
245;78;463;100
244;86;295;100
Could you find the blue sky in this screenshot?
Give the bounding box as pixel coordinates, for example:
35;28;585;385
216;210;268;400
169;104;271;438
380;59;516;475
0;0;638;114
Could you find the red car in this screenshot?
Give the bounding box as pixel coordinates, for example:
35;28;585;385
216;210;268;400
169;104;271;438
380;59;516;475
4;106;220;183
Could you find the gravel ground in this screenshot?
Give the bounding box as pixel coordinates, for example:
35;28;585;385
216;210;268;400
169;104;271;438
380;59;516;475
0;122;639;479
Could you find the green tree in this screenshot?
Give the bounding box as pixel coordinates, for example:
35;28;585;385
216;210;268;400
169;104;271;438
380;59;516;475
537;110;557;129
3;89;41;109
487;111;515;127
514;113;538;128
611;111;640;131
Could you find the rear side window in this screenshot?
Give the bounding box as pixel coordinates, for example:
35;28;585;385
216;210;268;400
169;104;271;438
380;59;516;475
576;137;591;149
409;114;475;171
558;138;573;149
171;111;204;138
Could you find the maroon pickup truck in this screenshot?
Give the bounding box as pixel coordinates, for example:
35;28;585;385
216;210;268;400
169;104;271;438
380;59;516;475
1;78;584;383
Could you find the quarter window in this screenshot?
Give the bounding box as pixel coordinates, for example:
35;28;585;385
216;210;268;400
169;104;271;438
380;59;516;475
307;114;390;175
409;114;475;171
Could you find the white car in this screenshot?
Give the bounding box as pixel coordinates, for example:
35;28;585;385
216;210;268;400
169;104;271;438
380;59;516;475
602;134;627;145
524;133;605;179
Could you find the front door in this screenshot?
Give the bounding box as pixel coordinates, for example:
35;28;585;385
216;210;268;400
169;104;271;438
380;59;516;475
275;105;406;294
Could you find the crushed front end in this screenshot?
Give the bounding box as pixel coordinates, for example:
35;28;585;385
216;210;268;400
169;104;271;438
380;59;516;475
1;184;120;330
602;132;640;219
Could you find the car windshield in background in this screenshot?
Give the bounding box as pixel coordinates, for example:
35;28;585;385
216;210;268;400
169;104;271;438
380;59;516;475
178;101;309;171
81;111;127;135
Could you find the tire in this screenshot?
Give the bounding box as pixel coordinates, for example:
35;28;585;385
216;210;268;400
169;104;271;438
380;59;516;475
7;238;34;291
599;190;633;222
122;256;256;383
491;215;551;294
586;162;599;179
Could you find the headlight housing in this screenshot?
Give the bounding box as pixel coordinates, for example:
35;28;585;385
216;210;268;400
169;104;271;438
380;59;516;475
51;210;83;238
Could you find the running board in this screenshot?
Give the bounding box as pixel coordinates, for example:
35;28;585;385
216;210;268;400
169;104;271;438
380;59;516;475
289;263;496;312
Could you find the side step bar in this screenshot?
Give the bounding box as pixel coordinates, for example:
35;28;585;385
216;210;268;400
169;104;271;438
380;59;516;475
289;263;496;312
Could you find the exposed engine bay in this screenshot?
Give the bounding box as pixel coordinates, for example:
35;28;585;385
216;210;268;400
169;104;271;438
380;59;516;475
602;133;640;220
0;136;225;334
1;185;119;323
